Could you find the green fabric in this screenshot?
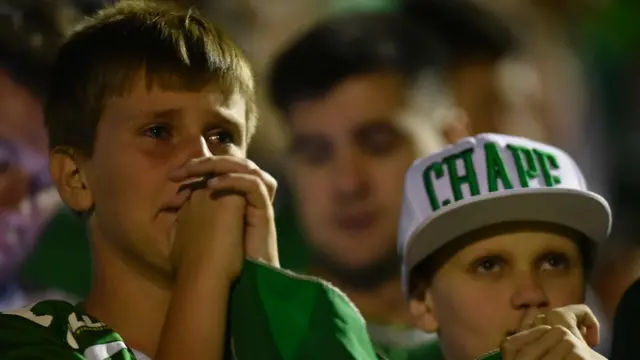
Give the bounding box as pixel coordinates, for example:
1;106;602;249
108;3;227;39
230;260;383;359
2;260;384;359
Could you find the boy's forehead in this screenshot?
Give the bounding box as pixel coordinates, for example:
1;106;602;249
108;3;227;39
454;228;579;257
102;76;246;120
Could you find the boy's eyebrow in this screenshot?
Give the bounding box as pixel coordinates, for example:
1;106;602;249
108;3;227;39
125;107;246;138
214;106;245;133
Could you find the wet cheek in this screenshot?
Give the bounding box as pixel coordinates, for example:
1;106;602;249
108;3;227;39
101;157;161;205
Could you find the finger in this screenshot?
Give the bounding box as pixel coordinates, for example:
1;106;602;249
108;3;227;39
541;335;576;360
207;173;271;212
502;326;551;360
169;156;256;181
565;305;599;347
513;326;569;360
548;305;599;347
519;312;545;332
544;310;583;346
171;156;277;202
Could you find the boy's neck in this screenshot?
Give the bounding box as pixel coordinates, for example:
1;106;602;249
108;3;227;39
310;266;414;327
84;230;173;358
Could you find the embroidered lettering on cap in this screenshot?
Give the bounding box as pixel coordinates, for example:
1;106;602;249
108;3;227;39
423;148;479;211
422;142;563;212
485;142;513;192
507;145;561;187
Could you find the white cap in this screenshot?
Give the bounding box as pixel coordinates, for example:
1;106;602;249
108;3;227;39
398;133;611;298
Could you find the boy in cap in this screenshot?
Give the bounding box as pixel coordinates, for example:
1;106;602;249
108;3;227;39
0;1;384;359
399;133;609;359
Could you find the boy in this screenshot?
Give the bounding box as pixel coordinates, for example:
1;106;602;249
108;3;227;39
399;133;609;359
0;2;382;360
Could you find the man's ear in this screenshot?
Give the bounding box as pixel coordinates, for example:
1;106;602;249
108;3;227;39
409;290;440;333
49;147;93;212
441;108;470;144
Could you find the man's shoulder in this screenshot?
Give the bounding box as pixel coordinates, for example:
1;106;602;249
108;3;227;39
0;300;132;358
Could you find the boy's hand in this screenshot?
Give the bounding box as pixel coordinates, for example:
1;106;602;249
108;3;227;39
172;189;246;282
502;305;605;360
170;156;279;275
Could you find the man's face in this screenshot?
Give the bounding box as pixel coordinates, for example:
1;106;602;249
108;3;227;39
413;230;584;360
287;73;430;276
76;77;248;274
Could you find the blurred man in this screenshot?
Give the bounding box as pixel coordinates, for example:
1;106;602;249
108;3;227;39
0;0;80;308
268;12;467;359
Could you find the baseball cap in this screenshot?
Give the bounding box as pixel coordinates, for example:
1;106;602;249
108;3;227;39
398;133;611;297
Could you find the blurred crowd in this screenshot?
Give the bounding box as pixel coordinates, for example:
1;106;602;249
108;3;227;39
0;0;639;358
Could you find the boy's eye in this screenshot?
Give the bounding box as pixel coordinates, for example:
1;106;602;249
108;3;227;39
539;253;570;271
473;256;504;274
142;125;172;140
207;130;235;145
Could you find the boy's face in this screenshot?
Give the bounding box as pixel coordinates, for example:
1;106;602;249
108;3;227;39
410;230;584;360
287;73;457;280
54;75;249;275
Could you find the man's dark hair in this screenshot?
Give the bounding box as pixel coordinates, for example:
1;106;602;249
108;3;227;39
0;0;81;99
44;0;256;157
401;0;516;68
267;12;447;117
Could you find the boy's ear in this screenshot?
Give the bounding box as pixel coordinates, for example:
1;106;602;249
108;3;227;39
409;290;440;333
49;147;94;212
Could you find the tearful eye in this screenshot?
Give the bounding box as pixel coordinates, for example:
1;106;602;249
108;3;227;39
143;125;172;141
207;130;235;145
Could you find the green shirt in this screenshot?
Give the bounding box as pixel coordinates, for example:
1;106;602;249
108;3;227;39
1;261;384;360
0;300;133;359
